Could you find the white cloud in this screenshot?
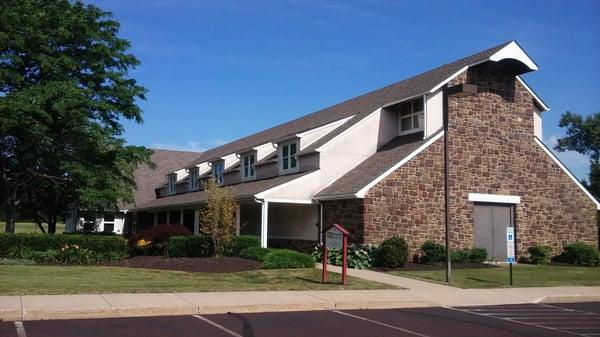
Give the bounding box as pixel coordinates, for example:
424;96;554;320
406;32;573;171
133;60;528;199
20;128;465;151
151;138;229;152
544;135;590;180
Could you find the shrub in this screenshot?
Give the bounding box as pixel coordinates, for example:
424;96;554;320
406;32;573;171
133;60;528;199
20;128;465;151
240;246;273;262
8;244;105;264
559;242;600;266
0;233;128;260
222;235;260;257
311;244;376;269
165;236;214;258
528;245;552;265
468;247;488;263
451;249;470;264
262;249;314;269
128;224;192;255
375;237;408;268
420;241;446;264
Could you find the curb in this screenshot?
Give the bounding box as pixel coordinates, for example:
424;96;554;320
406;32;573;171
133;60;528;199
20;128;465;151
2;299;435;322
538;294;600;304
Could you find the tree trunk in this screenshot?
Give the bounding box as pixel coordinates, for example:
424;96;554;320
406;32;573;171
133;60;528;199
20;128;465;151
35;218;47;233
4;199;16;233
48;216;57;234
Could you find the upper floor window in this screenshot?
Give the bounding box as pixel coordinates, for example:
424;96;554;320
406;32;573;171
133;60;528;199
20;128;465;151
241;152;256;180
279;140;298;174
168;174;177;195
188;167;199;191
212;160;224;184
399;97;424;135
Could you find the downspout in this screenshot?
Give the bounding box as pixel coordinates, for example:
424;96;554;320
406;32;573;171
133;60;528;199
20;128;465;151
314;199;324;245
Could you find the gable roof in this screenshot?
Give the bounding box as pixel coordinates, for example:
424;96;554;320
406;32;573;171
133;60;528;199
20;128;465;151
315;132;437;199
188;41;514;165
119;149;201;210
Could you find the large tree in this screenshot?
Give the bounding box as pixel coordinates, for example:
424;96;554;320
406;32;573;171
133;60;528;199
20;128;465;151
0;0;152;233
555;111;600;198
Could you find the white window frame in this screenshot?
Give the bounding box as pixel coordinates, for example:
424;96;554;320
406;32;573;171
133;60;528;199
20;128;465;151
241;151;256;181
188;167;199;191
399;97;424;135
168;174;177;195
279;140;299;175
212;160;224;185
102;213;115;233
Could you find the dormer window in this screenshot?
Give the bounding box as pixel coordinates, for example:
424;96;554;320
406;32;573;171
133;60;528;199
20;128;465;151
188;167;199;191
279;140;298;174
168;174;177;195
399;97;424;135
212;160;224;185
241;152;256;180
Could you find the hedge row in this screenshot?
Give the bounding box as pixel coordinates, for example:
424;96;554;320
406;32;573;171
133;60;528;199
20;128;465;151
0;233;128;258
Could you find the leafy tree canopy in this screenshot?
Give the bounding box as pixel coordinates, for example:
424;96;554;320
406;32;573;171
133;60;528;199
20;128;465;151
555;111;600;198
0;0;152;233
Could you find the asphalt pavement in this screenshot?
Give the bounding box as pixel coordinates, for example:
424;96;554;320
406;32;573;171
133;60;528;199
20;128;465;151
1;302;598;337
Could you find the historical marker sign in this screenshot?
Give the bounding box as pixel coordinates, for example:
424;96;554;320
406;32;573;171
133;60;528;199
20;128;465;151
325;226;343;250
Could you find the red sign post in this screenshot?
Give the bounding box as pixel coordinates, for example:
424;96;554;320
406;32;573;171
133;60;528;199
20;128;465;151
322;223;350;285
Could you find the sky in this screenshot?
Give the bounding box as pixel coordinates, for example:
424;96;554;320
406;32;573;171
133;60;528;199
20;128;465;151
90;0;600;180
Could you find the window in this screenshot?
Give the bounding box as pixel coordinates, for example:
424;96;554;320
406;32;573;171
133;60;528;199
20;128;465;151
399;97;424;135
241;152;256;180
102;214;115;233
168;174;177;195
279;140;298;174
212;160;224;184
188;167;199;191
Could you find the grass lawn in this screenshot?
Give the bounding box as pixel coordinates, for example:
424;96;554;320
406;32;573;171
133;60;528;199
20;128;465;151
0;264;396;295
0;221;65;234
391;264;600;288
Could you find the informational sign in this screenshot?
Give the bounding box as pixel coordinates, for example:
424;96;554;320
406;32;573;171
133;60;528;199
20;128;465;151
325;227;343;249
506;227;515;263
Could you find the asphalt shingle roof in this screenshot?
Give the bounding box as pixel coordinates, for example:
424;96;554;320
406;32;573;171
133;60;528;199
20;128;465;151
187;41;511;164
119;149;201;210
134;171;314;210
315;131;439;198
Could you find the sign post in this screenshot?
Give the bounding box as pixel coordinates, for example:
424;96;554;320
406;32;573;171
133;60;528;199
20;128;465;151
506;227;515;286
322;224;350;285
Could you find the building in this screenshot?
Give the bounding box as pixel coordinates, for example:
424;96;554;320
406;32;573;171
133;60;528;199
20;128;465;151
123;41;599;259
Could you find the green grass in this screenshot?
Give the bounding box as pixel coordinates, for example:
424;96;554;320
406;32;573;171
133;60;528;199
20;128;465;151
0;222;65;234
391;264;600;288
0;264;396;295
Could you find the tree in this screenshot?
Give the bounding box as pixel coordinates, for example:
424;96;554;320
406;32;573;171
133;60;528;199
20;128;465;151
555;111;600;198
199;179;237;255
0;0;152;232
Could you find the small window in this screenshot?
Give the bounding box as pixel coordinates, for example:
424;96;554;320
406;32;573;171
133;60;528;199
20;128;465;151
212;160;224;184
103;214;115;233
168;174;177;195
399;97;424;135
188;167;199;191
241;152;256;180
279;141;298;174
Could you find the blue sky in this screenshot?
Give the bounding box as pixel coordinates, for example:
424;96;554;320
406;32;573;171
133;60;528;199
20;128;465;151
92;0;599;180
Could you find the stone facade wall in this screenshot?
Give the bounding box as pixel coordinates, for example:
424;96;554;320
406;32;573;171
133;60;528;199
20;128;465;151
446;64;598;255
362;139;446;256
321;199;365;244
322;61;598;258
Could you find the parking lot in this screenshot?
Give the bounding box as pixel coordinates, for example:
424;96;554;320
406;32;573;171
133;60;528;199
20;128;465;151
1;302;598;337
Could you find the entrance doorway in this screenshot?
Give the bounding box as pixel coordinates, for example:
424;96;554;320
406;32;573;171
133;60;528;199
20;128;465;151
473;204;514;261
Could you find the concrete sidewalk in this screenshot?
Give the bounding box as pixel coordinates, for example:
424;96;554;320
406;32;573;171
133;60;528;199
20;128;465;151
1;265;599;321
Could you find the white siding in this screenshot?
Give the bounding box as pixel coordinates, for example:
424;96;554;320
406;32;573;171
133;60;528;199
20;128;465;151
298;116;353;150
534;107;542;139
425;90;443;137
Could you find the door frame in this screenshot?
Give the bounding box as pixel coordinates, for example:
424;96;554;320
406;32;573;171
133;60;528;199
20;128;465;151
469;193;521;261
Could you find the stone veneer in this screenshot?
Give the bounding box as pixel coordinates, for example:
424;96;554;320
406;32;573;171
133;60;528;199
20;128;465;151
323;61;598;258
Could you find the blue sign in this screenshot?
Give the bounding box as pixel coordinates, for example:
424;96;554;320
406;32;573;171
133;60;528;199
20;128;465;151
507;256;515;263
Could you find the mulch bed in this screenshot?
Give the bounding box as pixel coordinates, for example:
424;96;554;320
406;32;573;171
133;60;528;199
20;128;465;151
376;262;499;272
100;256;261;273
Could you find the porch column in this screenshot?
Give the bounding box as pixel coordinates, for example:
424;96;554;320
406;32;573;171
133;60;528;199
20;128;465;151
260;200;269;248
153;212;158;226
193;210;199;236
179;210;184;225
235;204;241;236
